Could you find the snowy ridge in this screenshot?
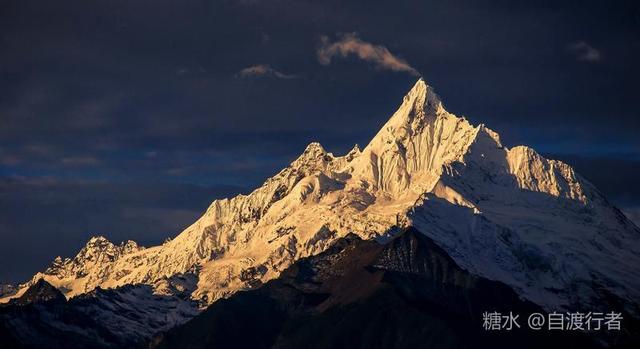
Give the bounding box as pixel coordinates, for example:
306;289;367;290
2;79;639;314
0;281;199;347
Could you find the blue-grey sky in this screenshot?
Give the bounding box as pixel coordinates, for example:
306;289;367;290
1;0;639;283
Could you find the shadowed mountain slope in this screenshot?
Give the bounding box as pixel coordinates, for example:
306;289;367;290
155;228;636;349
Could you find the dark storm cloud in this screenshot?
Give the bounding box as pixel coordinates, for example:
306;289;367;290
1;0;639;281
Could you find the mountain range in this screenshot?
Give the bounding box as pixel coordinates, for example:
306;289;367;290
1;79;639;348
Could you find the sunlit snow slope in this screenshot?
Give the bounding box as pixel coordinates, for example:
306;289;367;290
3;79;639;314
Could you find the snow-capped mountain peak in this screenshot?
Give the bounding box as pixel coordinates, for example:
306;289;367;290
3;79;638;317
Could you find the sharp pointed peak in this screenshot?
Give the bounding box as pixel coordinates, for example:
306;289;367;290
287;142;333;170
366;79;445;143
83;236;115;250
348;143;361;154
304;142;326;154
80;236;117;254
404;78;442;110
343;143;361;162
412;77;428;89
298;142;330;161
88;235;111;243
403;78;427;99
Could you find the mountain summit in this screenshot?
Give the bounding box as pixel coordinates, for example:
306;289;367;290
2;79;639;316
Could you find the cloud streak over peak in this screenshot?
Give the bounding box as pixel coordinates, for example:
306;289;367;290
317;34;419;76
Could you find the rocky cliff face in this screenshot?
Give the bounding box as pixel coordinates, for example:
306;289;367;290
2;79;638;318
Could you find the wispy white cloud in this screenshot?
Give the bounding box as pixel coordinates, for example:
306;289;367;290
238;64;298;79
568;41;602;63
317;33;419;76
